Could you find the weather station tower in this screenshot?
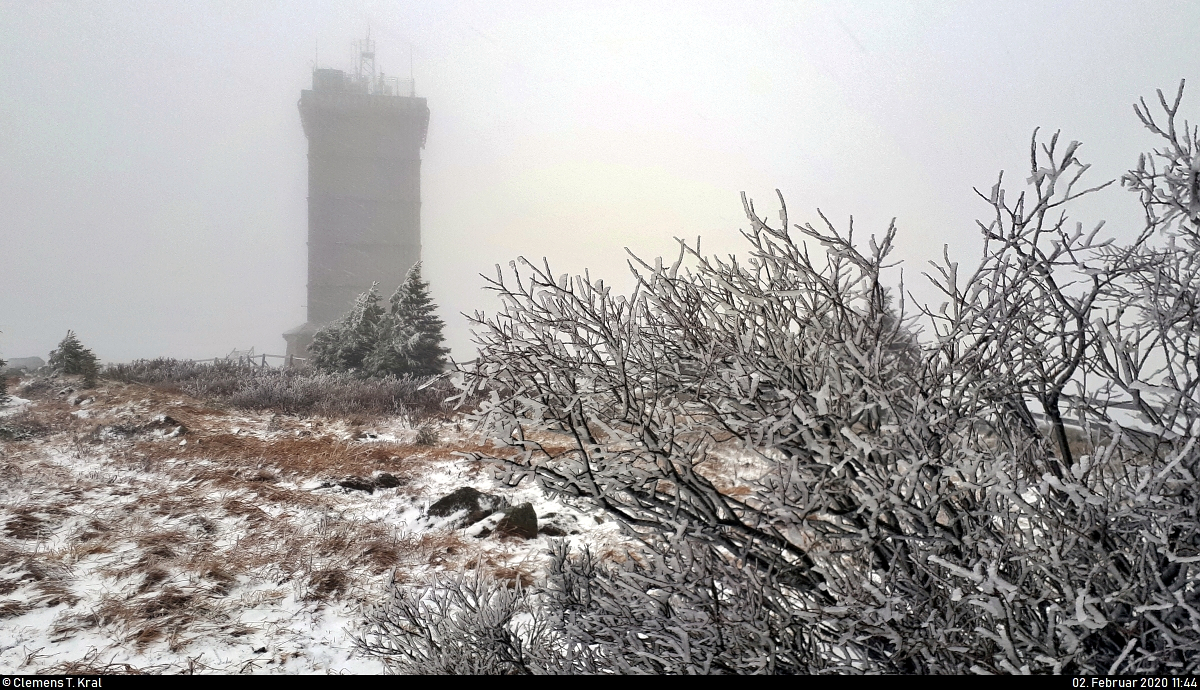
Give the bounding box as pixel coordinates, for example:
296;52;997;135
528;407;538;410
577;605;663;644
284;35;429;358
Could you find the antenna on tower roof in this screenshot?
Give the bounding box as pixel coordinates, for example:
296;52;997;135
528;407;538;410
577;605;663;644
356;29;376;84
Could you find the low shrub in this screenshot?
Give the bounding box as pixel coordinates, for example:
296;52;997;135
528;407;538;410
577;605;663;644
409;84;1200;674
0;410;49;442
105;359;459;420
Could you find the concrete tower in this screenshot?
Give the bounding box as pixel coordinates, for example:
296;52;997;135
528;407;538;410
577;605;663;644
284;37;429;358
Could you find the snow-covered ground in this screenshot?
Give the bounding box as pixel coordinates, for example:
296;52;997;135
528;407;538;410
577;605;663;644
0;377;634;674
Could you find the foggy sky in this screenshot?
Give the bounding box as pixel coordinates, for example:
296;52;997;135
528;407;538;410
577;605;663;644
3;1;1199;364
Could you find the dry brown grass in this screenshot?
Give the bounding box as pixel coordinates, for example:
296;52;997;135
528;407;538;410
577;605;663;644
0;599;29;618
0;371;537;672
5;511;48;540
220;496;270;522
189;559;236;596
50;610;100;640
356;536;407;574
130;432;427;485
70;537;116;559
0;409;50;441
34;580;79;608
137;529;188;560
492;565;535;589
39;656;155;675
303;569;348;600
137;568;171;593
142;490;209;520
95;586;209;650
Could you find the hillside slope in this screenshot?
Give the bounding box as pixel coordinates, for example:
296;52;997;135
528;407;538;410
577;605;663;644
0;375;628;674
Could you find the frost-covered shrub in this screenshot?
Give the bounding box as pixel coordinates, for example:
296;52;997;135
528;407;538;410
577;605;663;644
407;84;1200;674
106;358;456;419
358;568;560;675
360;538;813;675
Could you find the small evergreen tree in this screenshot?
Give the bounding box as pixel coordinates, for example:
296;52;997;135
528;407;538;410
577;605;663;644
49;330;100;388
368;263;450;377
310;264;449;378
309;284;386;373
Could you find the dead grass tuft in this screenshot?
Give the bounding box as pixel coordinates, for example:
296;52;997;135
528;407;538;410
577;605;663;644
0;460;21;482
130;530;188;573
144;490;208;519
492;565;535;589
16;557;63;582
38;647;161;674
191;560;236;596
97;587;199;649
247;467;278;483
70;529;116;558
137;568;170;593
221;496;268;522
415;532;468;569
0;599;29;618
5;510;48;540
305;569;348;600
51;610;100;639
141;591;188;617
357;538;404;573
0;410;50;441
35;580;80;608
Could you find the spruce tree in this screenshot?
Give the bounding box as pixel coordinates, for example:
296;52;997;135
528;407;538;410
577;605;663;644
310;265;449;378
370;262;449;377
309;284;386;373
49;330;100;388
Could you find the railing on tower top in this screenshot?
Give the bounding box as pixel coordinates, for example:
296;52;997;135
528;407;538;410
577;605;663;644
312;68;414;97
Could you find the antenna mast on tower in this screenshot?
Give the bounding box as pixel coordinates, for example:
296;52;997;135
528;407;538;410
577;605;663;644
356;30;376;87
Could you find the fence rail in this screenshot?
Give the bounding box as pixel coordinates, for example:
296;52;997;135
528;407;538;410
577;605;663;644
186;352;307;368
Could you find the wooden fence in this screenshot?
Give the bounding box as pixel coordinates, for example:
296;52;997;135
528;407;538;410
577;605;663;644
187;351;307;368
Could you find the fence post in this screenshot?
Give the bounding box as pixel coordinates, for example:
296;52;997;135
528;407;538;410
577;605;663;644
285;354;293;368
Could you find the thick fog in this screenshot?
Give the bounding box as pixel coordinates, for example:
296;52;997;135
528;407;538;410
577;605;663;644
2;1;1199;364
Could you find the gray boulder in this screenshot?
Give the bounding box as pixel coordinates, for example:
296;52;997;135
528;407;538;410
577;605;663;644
428;487;509;526
338;476;375;493
495;502;538;540
372;472;403;489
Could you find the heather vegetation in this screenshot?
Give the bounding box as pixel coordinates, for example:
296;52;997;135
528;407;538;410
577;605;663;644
0;367;520;673
357;84;1200;674
32;266;457;423
105;358;455;421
